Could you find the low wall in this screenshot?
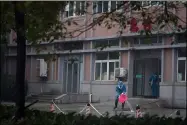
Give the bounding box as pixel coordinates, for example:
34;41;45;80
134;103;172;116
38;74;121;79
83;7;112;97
159;82;186;108
28;82;62;94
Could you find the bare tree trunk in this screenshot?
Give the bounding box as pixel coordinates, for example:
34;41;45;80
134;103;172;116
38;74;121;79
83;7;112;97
0;45;2;104
14;1;26;120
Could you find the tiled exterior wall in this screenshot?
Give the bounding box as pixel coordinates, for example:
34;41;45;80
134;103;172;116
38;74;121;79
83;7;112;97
121;52;128;68
163;49;172;82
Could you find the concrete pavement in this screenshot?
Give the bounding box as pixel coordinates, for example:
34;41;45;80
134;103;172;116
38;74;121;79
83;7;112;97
2;101;186;118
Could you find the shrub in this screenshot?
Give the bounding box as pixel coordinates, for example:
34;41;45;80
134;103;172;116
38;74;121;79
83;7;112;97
0;105;186;125
1;75;28;102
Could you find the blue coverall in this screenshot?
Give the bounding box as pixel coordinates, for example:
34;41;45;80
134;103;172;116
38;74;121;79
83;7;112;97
114;80;127;109
149;74;159;98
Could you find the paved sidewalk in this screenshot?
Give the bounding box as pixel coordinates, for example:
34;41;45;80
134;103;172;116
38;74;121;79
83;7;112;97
1;101;186;118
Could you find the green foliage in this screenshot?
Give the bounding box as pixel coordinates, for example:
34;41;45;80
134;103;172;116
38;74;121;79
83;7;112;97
0;1;67;45
0;105;186;125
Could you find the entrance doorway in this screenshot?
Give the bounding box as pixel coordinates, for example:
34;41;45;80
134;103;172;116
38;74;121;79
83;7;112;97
62;61;80;94
133;58;161;98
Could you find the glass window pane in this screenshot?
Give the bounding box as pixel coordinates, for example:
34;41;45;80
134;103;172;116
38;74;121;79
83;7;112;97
109;39;119;47
178;48;186;57
98;1;102;13
150;37;158;44
109;52;119;60
115;62;119;68
103;1;108;12
96;53;108;60
81;1;85;15
93;2;97;14
178;60;186;81
69;1;74;16
140;37;152;44
117;1;124;9
158;36;162;43
158;1;164;5
67;63;72;93
109;62;115;80
111;1;116;11
134;38;139;44
94;40;108;49
95;63;101;80
177;34;186;43
101;62;107;80
75;1;81;15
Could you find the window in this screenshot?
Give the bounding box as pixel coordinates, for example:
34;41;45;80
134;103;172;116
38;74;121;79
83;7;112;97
111;1;124;11
64;1;86;18
131;1;164;11
142;1;164;7
54;42;83;51
95;52;120;81
177;48;186;81
93;39;119;49
93;1;124;14
176;33;186;43
177;48;186;82
93;1;109;14
134;36;162;45
63;42;83;50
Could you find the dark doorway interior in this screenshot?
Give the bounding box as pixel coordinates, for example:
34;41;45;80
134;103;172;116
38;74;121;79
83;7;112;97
133;58;161;98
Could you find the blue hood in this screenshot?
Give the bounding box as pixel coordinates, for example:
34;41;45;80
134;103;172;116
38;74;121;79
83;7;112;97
117;81;124;88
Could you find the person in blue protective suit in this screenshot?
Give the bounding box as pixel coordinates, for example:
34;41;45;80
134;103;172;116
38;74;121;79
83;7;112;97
114;77;127;109
149;72;159;98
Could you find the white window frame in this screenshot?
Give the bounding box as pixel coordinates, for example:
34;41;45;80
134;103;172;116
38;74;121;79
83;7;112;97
94;52;120;81
93;39;120;49
64;1;86;18
142;1;164;8
92;1;125;14
177;54;186;82
134;35;163;45
131;1;164;12
93;1;110;14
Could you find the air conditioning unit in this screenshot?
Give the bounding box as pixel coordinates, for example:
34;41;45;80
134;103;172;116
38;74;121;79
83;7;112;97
115;68;128;78
37;59;48;77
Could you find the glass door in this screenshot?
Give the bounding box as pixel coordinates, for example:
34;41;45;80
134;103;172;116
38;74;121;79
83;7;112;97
63;61;80;94
133;60;145;96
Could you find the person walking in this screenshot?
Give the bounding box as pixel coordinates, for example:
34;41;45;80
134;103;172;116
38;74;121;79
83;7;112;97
114;77;127;110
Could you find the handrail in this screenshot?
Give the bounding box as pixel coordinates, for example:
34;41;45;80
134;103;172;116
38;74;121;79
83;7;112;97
51;94;67;114
54;94;67;100
52;99;66;114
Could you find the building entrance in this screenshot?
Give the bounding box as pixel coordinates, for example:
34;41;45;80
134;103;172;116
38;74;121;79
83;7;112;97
133;58;161;98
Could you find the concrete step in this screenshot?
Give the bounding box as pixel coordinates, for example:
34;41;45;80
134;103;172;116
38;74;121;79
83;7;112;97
27;93;89;104
54;94;89;104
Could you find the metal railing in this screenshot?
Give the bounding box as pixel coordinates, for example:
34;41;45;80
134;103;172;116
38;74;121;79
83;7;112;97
51;94;67;114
